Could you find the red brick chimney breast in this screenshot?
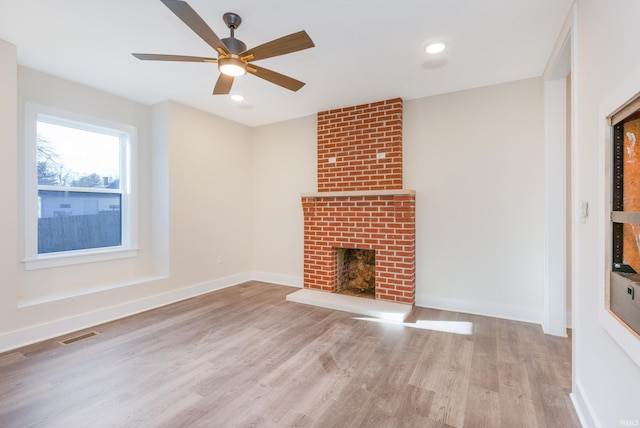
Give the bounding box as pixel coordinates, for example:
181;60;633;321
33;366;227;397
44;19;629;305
317;98;403;192
303;98;415;305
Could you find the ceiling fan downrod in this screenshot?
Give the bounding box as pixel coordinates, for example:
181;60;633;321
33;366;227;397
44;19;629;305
222;12;246;54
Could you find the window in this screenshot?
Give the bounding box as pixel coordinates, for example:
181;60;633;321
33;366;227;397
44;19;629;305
610;98;640;336
24;104;138;270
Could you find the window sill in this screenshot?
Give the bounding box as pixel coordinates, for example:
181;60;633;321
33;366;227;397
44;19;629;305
17;274;167;308
599;309;640;368
23;247;139;270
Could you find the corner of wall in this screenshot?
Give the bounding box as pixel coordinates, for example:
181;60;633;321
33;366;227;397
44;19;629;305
151;101;170;276
0;39;19;336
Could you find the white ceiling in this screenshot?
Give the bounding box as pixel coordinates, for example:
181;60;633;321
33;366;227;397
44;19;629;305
0;0;572;127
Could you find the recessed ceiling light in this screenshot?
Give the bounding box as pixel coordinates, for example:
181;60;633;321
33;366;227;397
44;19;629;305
230;94;244;101
425;42;446;54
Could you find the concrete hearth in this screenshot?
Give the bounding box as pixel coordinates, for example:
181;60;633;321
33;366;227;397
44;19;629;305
286;288;412;322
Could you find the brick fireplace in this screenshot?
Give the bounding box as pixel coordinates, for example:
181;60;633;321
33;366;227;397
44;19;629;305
301;98;416;306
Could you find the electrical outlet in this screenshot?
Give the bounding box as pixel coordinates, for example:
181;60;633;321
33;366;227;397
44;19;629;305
580;201;589;224
218;255;224;264
628;286;635;300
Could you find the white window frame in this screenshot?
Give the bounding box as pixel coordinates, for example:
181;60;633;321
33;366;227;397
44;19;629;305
23;103;139;270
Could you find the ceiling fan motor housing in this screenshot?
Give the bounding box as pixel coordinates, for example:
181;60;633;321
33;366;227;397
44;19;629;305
221;37;247;54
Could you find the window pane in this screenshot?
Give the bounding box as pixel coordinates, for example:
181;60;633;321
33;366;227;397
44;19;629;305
37;121;120;189
38;190;122;254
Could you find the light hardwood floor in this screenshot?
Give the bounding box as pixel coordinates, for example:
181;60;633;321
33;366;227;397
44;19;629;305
0;281;580;427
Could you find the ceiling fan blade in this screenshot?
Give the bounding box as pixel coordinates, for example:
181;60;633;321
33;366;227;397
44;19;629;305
241;30;314;62
161;0;229;55
247;64;305;92
132;53;217;62
213;74;234;94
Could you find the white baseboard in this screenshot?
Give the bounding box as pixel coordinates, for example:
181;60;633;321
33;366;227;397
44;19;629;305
251;271;303;288
259;276;545;325
571;379;601;428
0;272;252;354
249;275;546;327
0;273;558;353
415;294;543;325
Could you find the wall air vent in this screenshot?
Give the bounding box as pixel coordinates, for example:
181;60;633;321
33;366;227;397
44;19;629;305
59;331;98;345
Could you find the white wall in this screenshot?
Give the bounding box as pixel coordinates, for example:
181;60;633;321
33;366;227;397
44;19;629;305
571;0;640;426
2;53;548;350
251;116;317;286
166;101;253;285
0;53;254;351
0;40;19;344
405;78;545;322
16;67;156;303
248;79;547;323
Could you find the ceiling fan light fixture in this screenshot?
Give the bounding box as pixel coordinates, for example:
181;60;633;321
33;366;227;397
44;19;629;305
218;56;247;77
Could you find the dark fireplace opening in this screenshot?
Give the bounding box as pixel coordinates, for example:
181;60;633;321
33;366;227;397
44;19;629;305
336;248;375;299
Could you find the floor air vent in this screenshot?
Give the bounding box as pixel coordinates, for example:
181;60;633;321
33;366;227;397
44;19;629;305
60;331;98;345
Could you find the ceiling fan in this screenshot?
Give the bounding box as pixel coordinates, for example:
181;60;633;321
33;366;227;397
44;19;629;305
132;0;315;94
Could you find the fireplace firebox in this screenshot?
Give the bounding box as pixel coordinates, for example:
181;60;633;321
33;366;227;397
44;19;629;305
336;248;375;298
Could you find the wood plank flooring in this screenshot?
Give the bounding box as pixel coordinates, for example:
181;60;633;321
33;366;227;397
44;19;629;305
0;281;580;427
